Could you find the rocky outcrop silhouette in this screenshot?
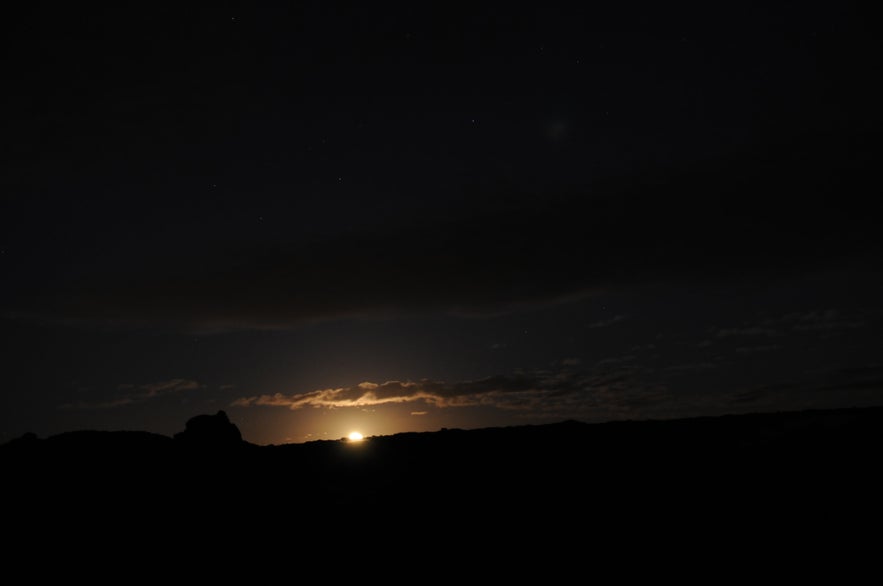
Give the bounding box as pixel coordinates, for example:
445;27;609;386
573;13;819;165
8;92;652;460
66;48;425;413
173;409;242;447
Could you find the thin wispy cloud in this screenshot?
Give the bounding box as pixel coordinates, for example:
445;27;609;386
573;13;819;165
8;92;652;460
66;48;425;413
715;326;779;338
702;308;871;348
729;364;883;408
734;344;780;354
59;378;201;410
587;314;628;329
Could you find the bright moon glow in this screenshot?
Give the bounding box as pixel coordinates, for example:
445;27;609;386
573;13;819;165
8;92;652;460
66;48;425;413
348;431;364;441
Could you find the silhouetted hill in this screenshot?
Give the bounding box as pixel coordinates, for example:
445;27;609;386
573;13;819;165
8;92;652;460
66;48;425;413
4;406;883;548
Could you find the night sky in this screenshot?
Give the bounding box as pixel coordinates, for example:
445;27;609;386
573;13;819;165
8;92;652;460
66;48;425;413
3;2;882;445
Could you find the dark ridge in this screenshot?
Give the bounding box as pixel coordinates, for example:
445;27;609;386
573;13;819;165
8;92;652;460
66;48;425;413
4;406;883;544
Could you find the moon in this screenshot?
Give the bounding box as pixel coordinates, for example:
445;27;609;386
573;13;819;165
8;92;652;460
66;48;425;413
348;431;364;441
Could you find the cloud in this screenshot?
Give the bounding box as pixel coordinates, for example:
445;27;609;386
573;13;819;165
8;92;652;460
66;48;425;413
231;361;669;421
751;309;868;333
817;379;883;392
58;397;138;410
662;361;718;372
59;378;201;410
715;327;779;338
704;308;873;348
587;314;628;329
136;378;200;397
730;365;883;407
787;310;866;333
734;345;780;354
816;365;883;393
730;382;803;405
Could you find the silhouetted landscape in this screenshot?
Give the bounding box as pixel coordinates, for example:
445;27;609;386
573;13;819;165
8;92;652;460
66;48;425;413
5;408;882;525
5;410;883;577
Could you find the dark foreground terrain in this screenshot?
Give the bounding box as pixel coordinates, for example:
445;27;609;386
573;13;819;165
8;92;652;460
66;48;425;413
3;407;882;567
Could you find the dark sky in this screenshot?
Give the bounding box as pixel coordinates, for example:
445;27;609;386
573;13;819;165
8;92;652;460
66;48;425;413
2;2;882;445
